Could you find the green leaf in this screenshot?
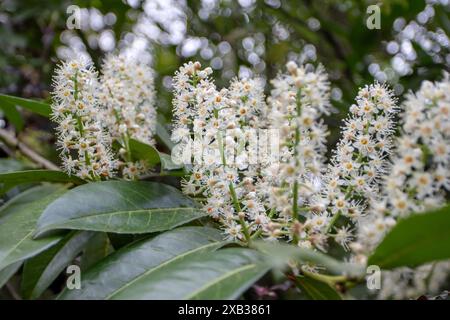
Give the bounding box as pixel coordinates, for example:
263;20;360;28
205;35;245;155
0;185;62;222
184;249;268;300
108;247;267;300
368;204;450;269
129;139;183;171
0;170;85;194
21;231;95;299
0;99;24;131
35;181;204;236
0;94;51;117
0;261;22;289
0;188;67;271
128;138;161;167
295;275;342;300
80;232;113;270
59;227;225;300
253;241;364;277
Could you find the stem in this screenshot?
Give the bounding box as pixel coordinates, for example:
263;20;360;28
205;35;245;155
325;210;341;234
228;182;252;244
301;269;348;286
327;185;354;234
250;229;262;239
123;133;132;163
292;180;299;221
6;282;22;300
291;89;302;243
0;129;59;170
214;111;251;244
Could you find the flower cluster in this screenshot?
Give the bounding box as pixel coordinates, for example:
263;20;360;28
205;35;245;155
171;61;270;242
354;78;450;255
352;76;450;299
257;62;332;242
51;55;157;180
306;83;398;251
98;54;157;180
51;58;116;180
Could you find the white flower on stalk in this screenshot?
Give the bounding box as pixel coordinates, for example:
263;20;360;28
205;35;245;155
98;54;157;180
51;57;116;180
258;61;332;243
353;76;450;299
308;83;398;251
171;61;269;242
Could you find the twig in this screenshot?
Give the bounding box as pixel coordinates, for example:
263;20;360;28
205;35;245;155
0;128;59;170
6;282;22;300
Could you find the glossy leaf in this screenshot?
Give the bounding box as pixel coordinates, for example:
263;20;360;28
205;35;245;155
59;227;225;300
129;138;161;167
0;94;51;117
0;170;84;194
108;247;267;300
129;138;183;171
21;231;95;299
295;276;342;300
0;99;24;131
81;232;114;270
35;181;204;236
0;188;67;271
0;185;62;222
368;204;450;269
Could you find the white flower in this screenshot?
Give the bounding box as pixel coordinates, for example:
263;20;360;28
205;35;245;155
354;75;450;299
98;54;157;180
317;83;397;251
260;61;332;242
51;57;116;180
171;62;270;242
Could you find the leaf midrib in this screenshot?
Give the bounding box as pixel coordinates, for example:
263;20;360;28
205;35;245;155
41;207;203;231
106;241;222;299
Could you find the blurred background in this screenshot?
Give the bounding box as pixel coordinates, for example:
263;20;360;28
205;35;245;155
0;0;449;148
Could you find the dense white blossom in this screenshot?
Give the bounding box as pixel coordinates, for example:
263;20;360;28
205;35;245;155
51;58;116;180
257;62;332;244
98;54;157;180
352;76;450;299
171;61;270;242
306;83;399;252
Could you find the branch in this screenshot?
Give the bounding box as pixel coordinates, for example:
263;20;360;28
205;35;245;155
6;282;22;300
0;128;59;170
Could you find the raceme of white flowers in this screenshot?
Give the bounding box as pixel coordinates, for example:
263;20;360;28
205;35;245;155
171;61;269;243
51;58;116;180
170;61;450;298
354;76;450;299
98;54;157;180
311;83;398;252
257;62;332;244
53;56;450;298
51;55;157;180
